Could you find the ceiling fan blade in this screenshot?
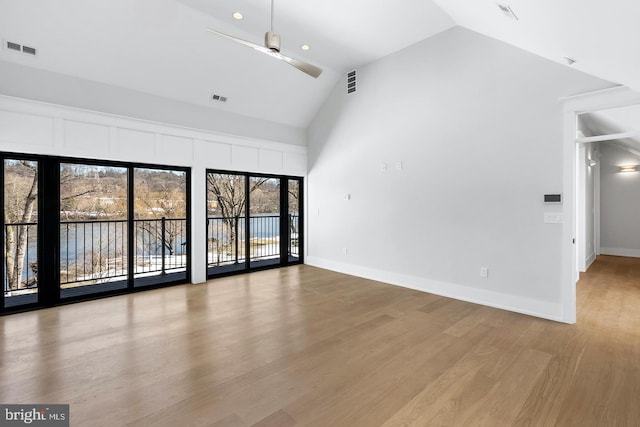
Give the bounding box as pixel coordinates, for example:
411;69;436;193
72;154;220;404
271;51;323;78
207;28;268;52
207;28;323;78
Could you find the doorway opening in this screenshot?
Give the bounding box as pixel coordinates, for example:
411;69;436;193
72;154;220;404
575;104;640;274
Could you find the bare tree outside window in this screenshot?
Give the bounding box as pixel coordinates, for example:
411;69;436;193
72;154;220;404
207;173;271;266
4;160;38;293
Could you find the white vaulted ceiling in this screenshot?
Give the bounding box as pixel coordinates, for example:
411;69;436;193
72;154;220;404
0;0;639;131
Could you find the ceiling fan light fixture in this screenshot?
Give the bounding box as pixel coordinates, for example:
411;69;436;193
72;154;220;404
232;12;244;20
206;0;323;78
265;31;281;52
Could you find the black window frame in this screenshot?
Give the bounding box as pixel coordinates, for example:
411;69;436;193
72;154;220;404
1;151;191;315
206;169;303;278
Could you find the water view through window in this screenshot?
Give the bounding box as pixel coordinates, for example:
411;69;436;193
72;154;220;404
133;168;187;287
59;163;129;297
206;171;302;276
2;154;191;312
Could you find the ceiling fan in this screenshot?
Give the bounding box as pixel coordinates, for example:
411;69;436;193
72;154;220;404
207;0;322;78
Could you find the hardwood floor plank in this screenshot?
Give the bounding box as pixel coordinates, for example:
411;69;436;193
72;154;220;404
341;323;494;427
250;409;296;427
511;331;589;427
211;414;247;427
453;348;552;426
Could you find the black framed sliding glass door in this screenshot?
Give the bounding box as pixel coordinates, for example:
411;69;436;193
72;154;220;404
59;163;129;298
287;178;302;263
206;172;247;274
133;167;188;287
1;153;190;314
206;170;303;278
248;176;281;268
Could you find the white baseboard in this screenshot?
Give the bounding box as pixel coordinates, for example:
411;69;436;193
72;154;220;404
306;256;565;323
585;252;596;270
600;247;640;258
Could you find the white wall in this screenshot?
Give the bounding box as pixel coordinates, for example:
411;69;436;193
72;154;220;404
577;142;597;271
599;143;640;257
307;27;612;321
0;95;307;284
0;60;306;147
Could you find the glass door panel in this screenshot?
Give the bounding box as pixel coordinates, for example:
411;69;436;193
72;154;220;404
4;159;39;307
133;168;187;286
206;172;247;274
59;163;128;298
206;171;302;279
287;179;301;262
249;177;280;267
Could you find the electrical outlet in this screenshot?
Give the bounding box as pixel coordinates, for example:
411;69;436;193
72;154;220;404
480;267;489;278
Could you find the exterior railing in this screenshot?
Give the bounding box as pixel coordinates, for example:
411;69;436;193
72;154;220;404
60;219;128;285
289;214;299;257
134;218;187;276
206;214;299;268
5;212;302;291
4;218;187;292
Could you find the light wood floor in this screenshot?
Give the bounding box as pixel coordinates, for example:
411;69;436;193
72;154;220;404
2;256;640;426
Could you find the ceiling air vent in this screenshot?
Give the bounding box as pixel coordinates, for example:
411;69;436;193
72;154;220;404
211;93;228;103
497;4;518;20
347;70;356;95
6;41;21;51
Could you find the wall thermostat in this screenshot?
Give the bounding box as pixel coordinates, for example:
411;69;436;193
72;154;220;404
544;194;562;203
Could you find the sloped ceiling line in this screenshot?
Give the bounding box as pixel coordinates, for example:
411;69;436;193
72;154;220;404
0;0;638;130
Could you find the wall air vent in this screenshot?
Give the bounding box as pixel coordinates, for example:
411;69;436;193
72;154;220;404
211;94;228;103
5;40;37;56
22;45;37;55
347;70;356;95
6;41;21;51
497;4;519;20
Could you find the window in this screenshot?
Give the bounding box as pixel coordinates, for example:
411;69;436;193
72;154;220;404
249;176;281;268
3;159;39;308
207;171;303;277
133;168;188;287
1;154;190;313
59;163;129;298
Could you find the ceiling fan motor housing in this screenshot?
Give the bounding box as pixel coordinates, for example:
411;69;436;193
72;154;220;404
265;32;281;52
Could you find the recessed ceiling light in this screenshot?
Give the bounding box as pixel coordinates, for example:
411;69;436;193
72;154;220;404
300;44;310;51
232;12;244;20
